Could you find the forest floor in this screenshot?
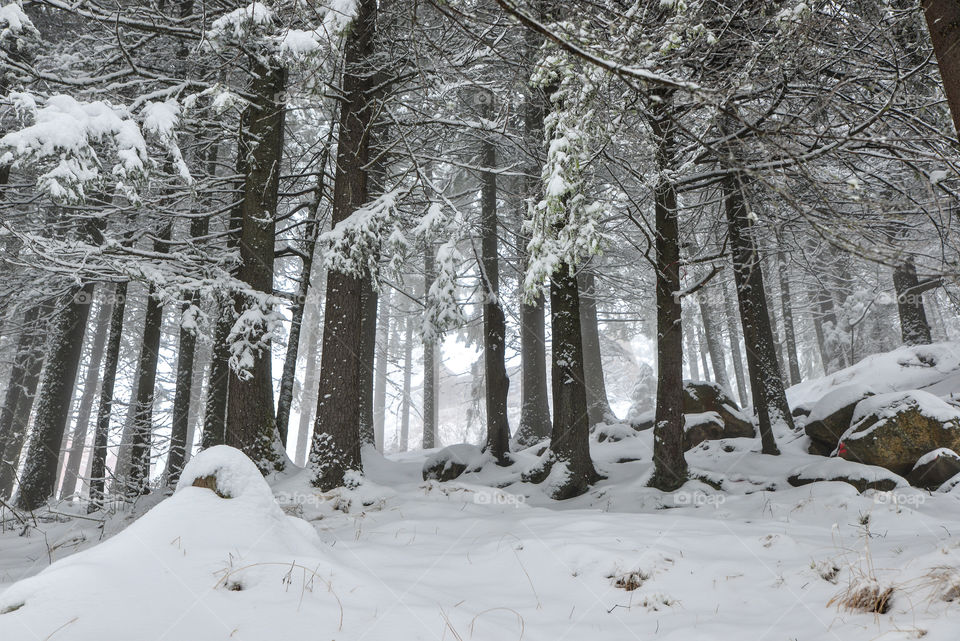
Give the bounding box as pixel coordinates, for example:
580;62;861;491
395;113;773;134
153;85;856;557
3;345;960;640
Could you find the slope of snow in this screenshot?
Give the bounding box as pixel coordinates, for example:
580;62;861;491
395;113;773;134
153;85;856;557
2;436;960;640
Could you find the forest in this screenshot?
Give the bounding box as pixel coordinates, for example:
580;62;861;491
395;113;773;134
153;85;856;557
2;1;960;639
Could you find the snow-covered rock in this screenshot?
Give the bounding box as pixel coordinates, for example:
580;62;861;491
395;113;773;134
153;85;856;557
422;443;489;482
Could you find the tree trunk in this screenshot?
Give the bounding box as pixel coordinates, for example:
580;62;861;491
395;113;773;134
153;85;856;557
294;277;323;467
697;283;731;393
479;116;511;464
59;293;112;499
0;304;48;499
579;269;613;426
722;278;749;407
922;1;960;138
893;258;934;345
724;172;790;454
372;289;391;452
310;0;377;489
165;299;198;486
422;241;439;450
398;309;414;452
514;15;552;448
649;92;688;491
88;282;126;509
16;285;94;510
684;319;700;381
358;280;379;447
777;254;802;386
127;224;172;497
225;60;287;474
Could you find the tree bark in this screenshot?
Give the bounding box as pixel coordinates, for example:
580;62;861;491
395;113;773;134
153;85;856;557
724;172;790;454
893;258;934;345
697;282;731;393
0;304;48;500
722;278;749;407
684;319;700;381
479;115;511;464
399;308;414;452
225;60;287;474
372;289;391;452
649;91;688;491
922;0;960;138
358;279;379;447
16;285;93;510
777;254;802;386
579;269;613;426
88;282;126;509
59;293;112;499
310;0;377;488
422;241;439;450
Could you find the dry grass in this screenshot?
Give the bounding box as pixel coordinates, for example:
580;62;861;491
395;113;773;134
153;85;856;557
610;570;649;591
829;578;894;614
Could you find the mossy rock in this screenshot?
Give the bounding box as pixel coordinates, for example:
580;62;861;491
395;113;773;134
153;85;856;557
839;391;960;476
804;385;875;456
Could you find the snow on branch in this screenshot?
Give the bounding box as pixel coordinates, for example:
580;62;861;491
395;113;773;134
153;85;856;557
318;187;407;282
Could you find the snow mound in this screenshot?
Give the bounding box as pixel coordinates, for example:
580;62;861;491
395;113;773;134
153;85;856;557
807;383;875;423
0;448;324;640
787;342;960;411
848;390;960;431
788;458;907;490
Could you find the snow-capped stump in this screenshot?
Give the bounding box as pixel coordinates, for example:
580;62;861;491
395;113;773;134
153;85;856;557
422;443;488;482
176;444;276;505
838;391;960;475
787;458;906;493
804;383;875;456
907;448;960;490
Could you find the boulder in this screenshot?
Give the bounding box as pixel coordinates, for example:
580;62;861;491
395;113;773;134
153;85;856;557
907;448;960;490
838;391;960;475
804;384;875;456
787;459;905;493
422;443;487;482
684;411;753;449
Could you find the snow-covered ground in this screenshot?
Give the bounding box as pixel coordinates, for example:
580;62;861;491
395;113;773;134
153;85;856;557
5;343;960;640
1;426;960;641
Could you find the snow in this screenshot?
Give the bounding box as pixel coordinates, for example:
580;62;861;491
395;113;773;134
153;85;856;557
788;457;907;488
787;342;960;412
807;382;875;423
849;389;960;428
914;447;960;469
208;2;274;40
0;2;33;39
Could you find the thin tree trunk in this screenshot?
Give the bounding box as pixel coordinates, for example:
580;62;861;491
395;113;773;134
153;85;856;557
0;304;48;499
649;91;688;491
778;254;802;386
697;325;710;381
684;320;700;381
893;258;934;345
358;280;379;447
295;301;321;467
722;278;749;407
579;269;613;425
165;300;198;486
59;293;112;499
724;171;790;454
479;111;511;464
399;309;414;453
372;289;391;452
16;285;94;510
88;282;126;509
697;283;730;393
310;0;377;488
422;241;438;450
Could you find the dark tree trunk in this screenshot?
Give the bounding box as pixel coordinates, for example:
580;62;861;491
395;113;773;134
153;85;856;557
226;61;287;474
165;299;198;486
893;258;934;345
479;118;511;464
89;282;127;509
684;320;700;381
0;304;48;499
514;16;552;448
372;289;391;452
649;92;688;491
310;0;377;488
16;285;93;510
922;0;960;138
127;225;172;497
777;255;802;386
579;269;613;426
422;241;438;450
358;280;379;447
59;293;112;499
697;325;710;381
724;173;791;453
721;279;749;406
